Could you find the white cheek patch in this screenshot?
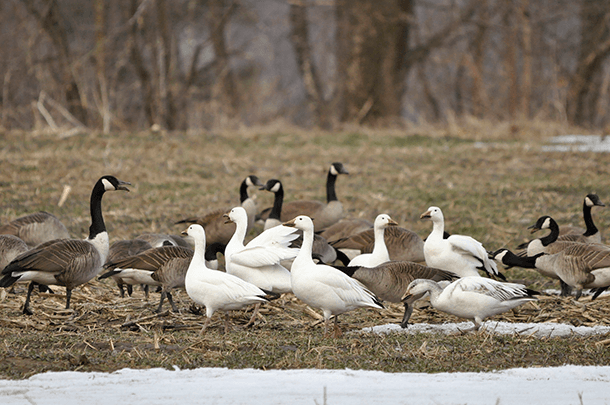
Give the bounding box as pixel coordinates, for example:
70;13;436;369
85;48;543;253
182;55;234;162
585;196;593;207
542;217;551;229
330;165;339;176
101;178;114;191
270;182;281;193
246;177;254;187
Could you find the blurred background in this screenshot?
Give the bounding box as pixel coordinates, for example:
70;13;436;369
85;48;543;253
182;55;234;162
1;0;609;133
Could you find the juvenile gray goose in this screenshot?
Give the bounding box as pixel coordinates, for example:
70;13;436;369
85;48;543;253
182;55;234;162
491;246;610;300
0;175;130;314
338;261;458;328
259;179;348;265
258;162;349;230
105;238;155;298
100;245;193;313
175;175;263;258
0;211;70;247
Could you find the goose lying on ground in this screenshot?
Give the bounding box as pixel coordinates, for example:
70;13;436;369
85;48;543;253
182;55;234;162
0;175;130;314
421;206;503;279
175;175;263;258
402;277;538;331
282;215;384;337
330;224;426;263
338;261;457;328
183;224;268;333
258;179;347;265
491;247;610;300
100;245;193;312
0;211;70;248
258;162;349;230
347;214;398;267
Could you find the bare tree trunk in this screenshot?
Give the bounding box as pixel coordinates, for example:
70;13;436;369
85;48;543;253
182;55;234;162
567;0;610;126
20;0;88;126
289;2;331;128
95;0;110;133
519;0;532;118
155;0;177;130
503;3;518;120
470;0;488;118
129;0;155;127
209;0;239;119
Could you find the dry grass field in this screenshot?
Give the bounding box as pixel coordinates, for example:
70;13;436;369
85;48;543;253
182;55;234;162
1;121;610;379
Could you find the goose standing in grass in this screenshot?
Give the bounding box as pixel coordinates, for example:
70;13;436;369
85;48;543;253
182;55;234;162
402;277;538;331
491;247;610;300
224;206;298;295
0;211;70;247
421;206;503;279
558;193;604;243
338;261;457;328
258;162;349;230
175;175;263;258
282;215;384;337
183;224;268;334
259;178;348;265
0;175;130;314
100;245;193;312
347;214;398;267
104;238;154;298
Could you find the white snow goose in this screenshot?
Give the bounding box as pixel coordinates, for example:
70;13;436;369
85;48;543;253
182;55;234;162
347;214;398;267
183;224;268;333
421;206;504;280
402;277;538;331
282;215;384;337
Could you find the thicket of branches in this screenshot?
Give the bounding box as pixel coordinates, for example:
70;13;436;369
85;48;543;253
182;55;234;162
1;0;610;132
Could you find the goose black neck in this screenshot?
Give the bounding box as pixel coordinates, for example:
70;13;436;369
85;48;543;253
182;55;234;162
269;184;284;221
239;178;249;204
582;201;598;236
541;219;559;246
88;180;107;239
326;170;338;203
502;251;540;269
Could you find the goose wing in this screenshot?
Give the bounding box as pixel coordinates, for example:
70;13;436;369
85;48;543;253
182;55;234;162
3;239;95;275
454;277;532;301
105;246;193;271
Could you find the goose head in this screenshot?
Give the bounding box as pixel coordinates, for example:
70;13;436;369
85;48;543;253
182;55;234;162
375;214;398;229
402;279;436;301
282;215;315;232
527;215;555;234
585;193;605;208
420;206;443;222
100;175;131;192
489;248;511;265
330;162;349;176
223;206;248;225
259;179;282;193
182;224;206;245
245;175;263;188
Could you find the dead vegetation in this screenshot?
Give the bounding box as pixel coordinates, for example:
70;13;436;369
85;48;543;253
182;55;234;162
1;125;610;379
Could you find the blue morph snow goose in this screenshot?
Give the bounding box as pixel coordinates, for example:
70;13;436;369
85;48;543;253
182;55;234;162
403;277;538;331
0;175;130;314
282;215;383;337
183;224;268;333
421;206;503;280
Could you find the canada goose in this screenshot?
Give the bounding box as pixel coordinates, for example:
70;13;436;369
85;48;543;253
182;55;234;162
223;207;298;295
100;245;193;313
420;206;504;279
0;235;29;271
0;211;70;247
282;215;384;337
258;162;349;230
105;238;154;297
318;218;373;242
175;175;263;257
347;214;398;267
329;224;426;263
558;193;605;243
338;261;458;328
183;224;268;333
402;277;538;331
0;175;130;314
259;178;347;265
491;247;610;300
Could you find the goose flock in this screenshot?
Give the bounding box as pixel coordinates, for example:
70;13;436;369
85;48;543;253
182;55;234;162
1;166;609;336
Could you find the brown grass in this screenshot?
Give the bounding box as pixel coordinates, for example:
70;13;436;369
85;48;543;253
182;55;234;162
1;122;610;379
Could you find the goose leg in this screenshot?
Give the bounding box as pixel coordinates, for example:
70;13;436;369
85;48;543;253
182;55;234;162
65;288;72;309
155;291;166;313
244;303;261;328
332;315;343;338
200;316;212;334
165;291;179;312
22;282;36;315
559;280;573;297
